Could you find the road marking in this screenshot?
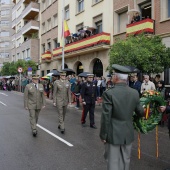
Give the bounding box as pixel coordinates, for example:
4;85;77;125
0;101;7;106
37;124;73;147
0;92;8;96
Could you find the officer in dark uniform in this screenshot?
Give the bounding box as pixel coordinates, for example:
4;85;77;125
81;74;97;129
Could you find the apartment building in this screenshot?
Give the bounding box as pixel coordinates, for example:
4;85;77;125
40;0;113;77
11;0;40;64
40;0;58;77
0;0;13;68
113;0;170;83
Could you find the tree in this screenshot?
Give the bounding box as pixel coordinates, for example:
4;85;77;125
1;60;37;76
109;34;170;74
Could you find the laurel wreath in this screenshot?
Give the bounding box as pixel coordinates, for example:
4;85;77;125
133;90;166;134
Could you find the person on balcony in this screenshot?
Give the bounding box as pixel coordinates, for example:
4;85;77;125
134;12;141;22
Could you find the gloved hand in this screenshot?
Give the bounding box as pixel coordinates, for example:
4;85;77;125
82;102;86;105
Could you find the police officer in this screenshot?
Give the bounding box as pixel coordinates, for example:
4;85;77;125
81;74;97;129
24;75;46;137
53;71;71;134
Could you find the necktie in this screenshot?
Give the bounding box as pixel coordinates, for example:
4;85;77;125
35;84;37;89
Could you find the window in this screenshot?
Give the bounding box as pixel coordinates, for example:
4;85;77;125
47;41;51;50
95;21;102;33
1;20;10;26
47;70;50;74
1;31;9;37
41;70;44;77
77;0;84;13
1;41;9;47
114;7;128;34
0;52;9;58
1;10;10;16
76;23;84;31
22;51;25;59
17;53;20;60
65;6;70;20
42;44;45;53
26;49;30;58
1;0;10;4
168;0;170;17
161;0;170;20
53;14;58;27
53;38;59;48
47;18;51;31
42;22;46;33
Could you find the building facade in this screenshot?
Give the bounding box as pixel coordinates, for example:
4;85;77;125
0;0;14;68
11;0;40;64
40;0;113;77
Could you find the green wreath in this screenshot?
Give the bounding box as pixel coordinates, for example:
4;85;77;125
133;90;166;134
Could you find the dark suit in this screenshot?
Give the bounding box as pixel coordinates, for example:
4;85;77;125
100;82;144;170
132;80;142;96
81;81;97;126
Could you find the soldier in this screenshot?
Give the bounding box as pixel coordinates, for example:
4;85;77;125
53;71;71;134
81;74;97;129
100;64;144;170
24;75;46;137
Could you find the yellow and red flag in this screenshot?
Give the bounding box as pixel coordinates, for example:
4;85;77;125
64;20;70;38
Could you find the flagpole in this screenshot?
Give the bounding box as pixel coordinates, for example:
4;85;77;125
62;0;65;70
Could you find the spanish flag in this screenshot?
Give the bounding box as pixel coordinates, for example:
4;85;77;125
64;20;70;38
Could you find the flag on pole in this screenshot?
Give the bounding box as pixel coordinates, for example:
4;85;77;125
64;20;70;38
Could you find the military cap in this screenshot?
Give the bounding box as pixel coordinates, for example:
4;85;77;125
112;64;131;74
32;75;39;79
86;73;94;78
60;71;66;76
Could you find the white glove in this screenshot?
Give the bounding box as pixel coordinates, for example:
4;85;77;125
82;102;86;105
53;103;56;106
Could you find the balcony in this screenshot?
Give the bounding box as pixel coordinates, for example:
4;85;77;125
23;0;37;4
41;51;52;63
126;18;155;36
53;32;110;58
22;2;40;20
22;20;39;35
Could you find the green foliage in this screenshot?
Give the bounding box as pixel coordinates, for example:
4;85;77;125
1;60;37;76
109;34;170;74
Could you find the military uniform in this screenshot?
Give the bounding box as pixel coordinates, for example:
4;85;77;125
100;64;144;170
53;75;71;133
81;74;97;128
24;77;46;136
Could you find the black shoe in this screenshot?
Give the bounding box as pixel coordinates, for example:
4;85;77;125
90;125;97;129
32;131;37;137
61;129;65;134
58;125;60;129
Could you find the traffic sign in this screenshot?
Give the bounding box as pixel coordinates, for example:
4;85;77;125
18;67;23;73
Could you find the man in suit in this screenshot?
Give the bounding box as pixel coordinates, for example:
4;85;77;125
24;75;46;137
53;71;71;134
132;74;142;96
100;64;144;170
81;74;97;129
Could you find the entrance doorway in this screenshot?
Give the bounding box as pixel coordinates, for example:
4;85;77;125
93;59;103;77
77;62;83;75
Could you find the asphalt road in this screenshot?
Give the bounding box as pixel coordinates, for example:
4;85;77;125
0;90;169;170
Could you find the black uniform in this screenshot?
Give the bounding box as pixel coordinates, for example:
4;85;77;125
81;81;97;126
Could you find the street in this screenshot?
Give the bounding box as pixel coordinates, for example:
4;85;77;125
0;91;170;170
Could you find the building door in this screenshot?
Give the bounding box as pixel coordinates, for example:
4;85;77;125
77;62;83;75
93;59;103;77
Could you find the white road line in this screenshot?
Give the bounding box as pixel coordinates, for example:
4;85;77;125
0;101;7;106
37;124;74;147
0;92;8;96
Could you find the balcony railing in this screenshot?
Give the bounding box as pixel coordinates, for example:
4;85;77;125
22;2;40;20
53;32;110;57
41;51;52;63
22;20;39;35
126;18;155;36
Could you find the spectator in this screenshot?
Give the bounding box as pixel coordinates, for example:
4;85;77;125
141;75;155;94
132;74;142;96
